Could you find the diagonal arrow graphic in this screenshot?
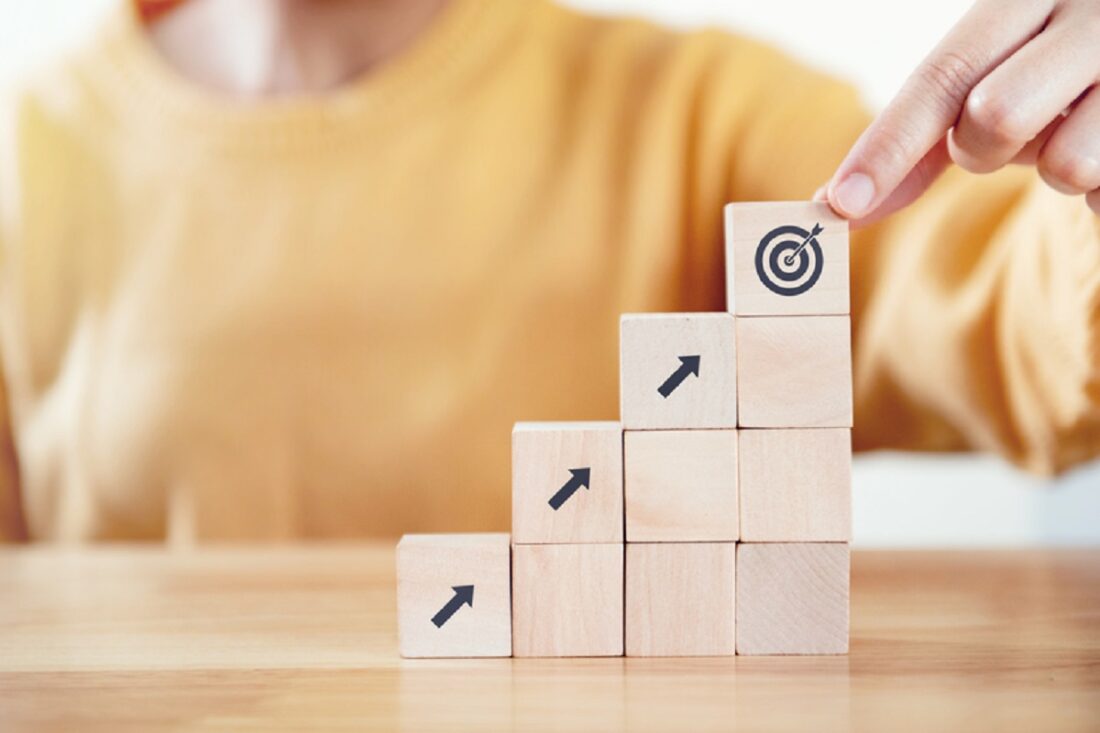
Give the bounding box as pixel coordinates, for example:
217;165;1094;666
657;355;701;398
783;222;824;266
431;585;474;628
547;467;591;511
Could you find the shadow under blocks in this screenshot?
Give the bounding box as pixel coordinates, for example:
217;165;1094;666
396;200;851;657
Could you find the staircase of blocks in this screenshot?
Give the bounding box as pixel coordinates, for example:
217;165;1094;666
397;201;852;657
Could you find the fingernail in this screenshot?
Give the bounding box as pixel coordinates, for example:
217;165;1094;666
812;185;827;201
833;173;875;218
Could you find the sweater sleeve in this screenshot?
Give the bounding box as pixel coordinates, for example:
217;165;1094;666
701;37;1100;474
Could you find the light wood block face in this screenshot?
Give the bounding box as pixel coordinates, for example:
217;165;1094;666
397;534;512;658
736;316;852;428
620;313;737;430
625;543;735;657
624;430;738;542
736;543;849;655
512;422;623;544
739;429;852;542
725;201;849;316
512;543;624;657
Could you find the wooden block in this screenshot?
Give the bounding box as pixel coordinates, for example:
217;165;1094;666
624;429;738;542
620;313;737;430
512;543;624;657
512;422;623;544
736;543;849;655
397;533;512;658
725;201;849;316
736;316;852;428
625;543;735;657
739;429;851;542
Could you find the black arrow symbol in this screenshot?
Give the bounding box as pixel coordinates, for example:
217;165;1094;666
547;468;591;510
657;355;701;398
431;585;474;628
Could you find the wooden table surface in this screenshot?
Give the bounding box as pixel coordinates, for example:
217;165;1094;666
0;546;1097;732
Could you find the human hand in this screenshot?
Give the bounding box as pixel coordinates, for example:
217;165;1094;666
824;0;1100;224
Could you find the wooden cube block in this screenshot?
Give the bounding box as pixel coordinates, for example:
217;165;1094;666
625;543;735;656
736;543;849;655
725;201;849;316
512;422;623;544
739;428;851;542
620;313;737;430
624;429;738;542
512;543;624;657
397;533;512;658
736;316;852;428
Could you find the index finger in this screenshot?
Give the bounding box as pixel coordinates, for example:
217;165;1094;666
827;0;1053;219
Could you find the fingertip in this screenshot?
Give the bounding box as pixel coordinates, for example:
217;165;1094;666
828;172;876;219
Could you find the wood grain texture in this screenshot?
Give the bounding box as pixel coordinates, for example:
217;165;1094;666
725;201;849;316
739;428;851;542
737;543;849;655
624;429;738;542
512;543;624;657
625;542;735;657
620;313;737;430
736;316;853;428
1;546;1098;732
397;534;511;658
512;422;623;544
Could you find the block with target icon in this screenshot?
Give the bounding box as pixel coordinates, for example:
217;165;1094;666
512;421;623;544
725;201;849;316
620;313;737;430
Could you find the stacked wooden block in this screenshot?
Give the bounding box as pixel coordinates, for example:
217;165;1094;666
398;201;851;658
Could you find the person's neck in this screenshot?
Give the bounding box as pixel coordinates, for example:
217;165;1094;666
146;0;449;97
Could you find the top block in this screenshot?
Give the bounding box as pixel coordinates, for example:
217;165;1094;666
620;313;737;430
725;201;850;316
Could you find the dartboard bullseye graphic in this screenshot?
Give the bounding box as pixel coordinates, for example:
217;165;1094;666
754;222;825;297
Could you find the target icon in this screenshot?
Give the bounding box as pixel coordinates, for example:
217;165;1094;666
754;222;825;297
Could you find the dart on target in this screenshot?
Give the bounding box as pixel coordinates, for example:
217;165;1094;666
753;221;825;297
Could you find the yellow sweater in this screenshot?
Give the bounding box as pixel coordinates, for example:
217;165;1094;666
0;0;1097;542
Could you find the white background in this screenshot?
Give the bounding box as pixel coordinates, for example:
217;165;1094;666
1;0;1097;547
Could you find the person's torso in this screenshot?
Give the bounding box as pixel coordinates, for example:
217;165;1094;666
0;0;737;540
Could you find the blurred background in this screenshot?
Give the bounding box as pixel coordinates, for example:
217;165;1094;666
1;0;1097;548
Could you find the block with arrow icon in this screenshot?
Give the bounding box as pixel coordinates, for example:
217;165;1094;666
620;313;737;430
397;533;512;658
512;422;623;544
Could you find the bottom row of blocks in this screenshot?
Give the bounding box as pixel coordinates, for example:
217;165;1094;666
397;534;849;658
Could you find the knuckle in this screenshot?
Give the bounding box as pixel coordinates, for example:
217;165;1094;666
917;49;983;110
964;90;1029;144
